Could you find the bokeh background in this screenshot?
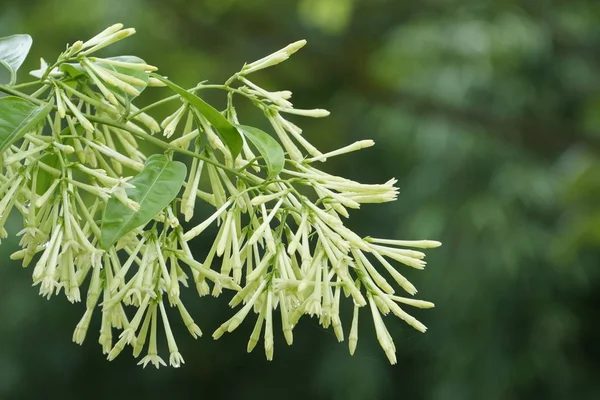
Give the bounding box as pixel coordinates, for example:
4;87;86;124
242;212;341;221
1;0;600;399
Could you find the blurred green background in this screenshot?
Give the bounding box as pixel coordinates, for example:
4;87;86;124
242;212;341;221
1;0;600;399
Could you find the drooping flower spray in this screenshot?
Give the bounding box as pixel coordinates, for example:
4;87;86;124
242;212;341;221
0;25;441;367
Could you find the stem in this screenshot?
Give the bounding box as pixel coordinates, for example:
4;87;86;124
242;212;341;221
84;114;244;177
54;79;117;115
126;94;179;121
11;81;44;90
126;82;207;121
0;84;45;104
40;56;76;82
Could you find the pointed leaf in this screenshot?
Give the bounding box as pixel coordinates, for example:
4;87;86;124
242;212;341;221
153;75;243;158
59;63;85;78
0;34;33;85
100;154;187;249
237;124;285;177
0;96;53;153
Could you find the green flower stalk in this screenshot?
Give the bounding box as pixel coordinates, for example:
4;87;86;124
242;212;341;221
0;24;442;368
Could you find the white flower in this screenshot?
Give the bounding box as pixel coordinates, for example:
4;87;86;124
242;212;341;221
368;294;397;365
72;309;93;345
81;58;140;96
366;237;442;248
161;104;187;138
110;178;140;212
89;56;158;72
264;288;274;361
138;354;167;369
307;140;374;163
240;77;293;108
81;24;124;49
159;301;185;367
80;27;136;56
182;200;232;241
176;298;203;339
266;112;303;161
213;279;268;337
84;140;144;171
61;93;95;132
29;58;63;79
169;352;185;368
242;40;307;74
278;107;330;118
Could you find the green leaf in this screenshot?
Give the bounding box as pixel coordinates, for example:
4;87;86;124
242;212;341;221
237;124;285;177
36;152;60;195
0;34;33;85
153;75;243;158
0;96;53;153
59;63;85;78
100;154;187;249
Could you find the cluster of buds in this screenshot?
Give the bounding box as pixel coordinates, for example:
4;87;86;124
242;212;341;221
0;24;441;367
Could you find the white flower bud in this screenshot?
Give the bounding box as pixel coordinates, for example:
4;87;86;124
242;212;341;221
80;28;136;56
182;200;231;241
82;24;124;48
278;107;330;118
307;140;374;163
366;238;442;248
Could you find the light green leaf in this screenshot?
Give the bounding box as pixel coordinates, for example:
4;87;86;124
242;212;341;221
100;154;187;249
0;96;53;153
0;34;33;85
237;124;285;177
153;75;243;158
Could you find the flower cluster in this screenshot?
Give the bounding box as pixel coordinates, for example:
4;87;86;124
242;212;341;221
0;24;441;367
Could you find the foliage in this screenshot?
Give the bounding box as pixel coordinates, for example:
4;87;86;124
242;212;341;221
1;1;600;399
0;24;441;368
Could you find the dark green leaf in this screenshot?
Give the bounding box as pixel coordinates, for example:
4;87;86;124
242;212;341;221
237;124;285;177
153;75;243;158
59;63;85;78
100;154;187;249
0;96;53;153
0;34;33;85
36;152;60;195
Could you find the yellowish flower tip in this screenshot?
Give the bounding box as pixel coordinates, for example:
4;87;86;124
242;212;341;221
69;41;84;54
241;39;307;75
82;23;124;48
148;77;167;87
279;107;330;118
282;39;307;56
169;352;185;368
